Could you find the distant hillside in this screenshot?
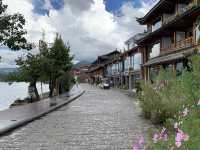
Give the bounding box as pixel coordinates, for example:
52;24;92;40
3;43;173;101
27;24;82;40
0;68;18;81
73;60;91;68
0;68;18;75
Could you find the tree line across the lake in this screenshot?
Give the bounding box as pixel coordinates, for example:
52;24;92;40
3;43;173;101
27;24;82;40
0;0;74;101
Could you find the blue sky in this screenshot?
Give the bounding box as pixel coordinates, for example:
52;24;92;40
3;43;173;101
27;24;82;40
32;0;144;16
32;0;64;15
105;0;141;12
105;0;157;12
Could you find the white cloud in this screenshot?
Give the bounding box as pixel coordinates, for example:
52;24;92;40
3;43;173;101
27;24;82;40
0;49;25;68
43;0;53;10
0;0;157;68
140;0;159;14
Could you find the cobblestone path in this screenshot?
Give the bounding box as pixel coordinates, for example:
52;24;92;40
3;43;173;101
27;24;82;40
0;84;152;150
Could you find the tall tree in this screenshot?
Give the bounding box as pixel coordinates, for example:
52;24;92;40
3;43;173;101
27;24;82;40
15;39;48;101
0;0;30;50
48;35;73;96
16;54;42;100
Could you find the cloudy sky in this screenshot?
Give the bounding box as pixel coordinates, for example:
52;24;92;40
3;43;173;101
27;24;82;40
0;0;158;68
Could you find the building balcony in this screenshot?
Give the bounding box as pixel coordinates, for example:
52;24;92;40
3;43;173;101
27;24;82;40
162;14;176;26
163;2;197;25
160;36;195;54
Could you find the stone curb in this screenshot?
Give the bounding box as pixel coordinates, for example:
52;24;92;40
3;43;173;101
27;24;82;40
0;89;85;136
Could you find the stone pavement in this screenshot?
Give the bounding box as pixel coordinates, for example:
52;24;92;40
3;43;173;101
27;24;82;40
0;84;153;150
0;85;83;135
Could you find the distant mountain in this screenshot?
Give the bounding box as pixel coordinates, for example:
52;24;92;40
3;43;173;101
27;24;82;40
73;60;91;68
0;68;18;75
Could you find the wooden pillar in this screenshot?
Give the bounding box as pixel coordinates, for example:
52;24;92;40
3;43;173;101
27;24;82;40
193;21;197;45
129;73;132;91
143;67;148;84
147;24;152;33
174;31;176;47
176;1;179;15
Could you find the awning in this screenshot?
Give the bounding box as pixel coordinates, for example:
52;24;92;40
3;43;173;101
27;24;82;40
143;48;195;66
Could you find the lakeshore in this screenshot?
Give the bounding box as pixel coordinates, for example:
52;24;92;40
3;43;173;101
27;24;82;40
0;82;49;111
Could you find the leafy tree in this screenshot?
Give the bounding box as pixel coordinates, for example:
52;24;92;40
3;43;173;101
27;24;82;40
15;40;48;101
0;0;30;50
16;54;42;100
47;35;73;96
16;34;74;101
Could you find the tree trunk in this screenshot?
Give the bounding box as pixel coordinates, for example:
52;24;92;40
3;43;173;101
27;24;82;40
49;79;57;97
49;74;54;97
49;80;53;97
40;82;43;98
30;81;40;101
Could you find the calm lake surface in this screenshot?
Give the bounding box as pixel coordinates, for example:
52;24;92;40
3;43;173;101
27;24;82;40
0;82;49;111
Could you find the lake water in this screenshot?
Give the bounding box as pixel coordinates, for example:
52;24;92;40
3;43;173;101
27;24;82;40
0;82;49;111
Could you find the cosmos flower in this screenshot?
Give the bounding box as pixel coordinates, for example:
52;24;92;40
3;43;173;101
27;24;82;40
132;136;146;150
152;127;168;143
175;129;189;148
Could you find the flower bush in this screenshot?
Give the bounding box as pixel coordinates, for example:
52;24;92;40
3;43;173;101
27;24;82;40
135;55;200;149
147;100;200;150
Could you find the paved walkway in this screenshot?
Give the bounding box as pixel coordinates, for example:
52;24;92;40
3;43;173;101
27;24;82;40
0;84;153;150
0;85;83;135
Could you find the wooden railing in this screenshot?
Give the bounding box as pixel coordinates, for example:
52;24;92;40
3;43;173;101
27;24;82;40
162;2;197;25
161;36;195;53
163;15;176;25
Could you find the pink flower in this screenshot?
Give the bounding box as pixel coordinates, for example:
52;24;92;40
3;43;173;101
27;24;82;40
133;136;146;150
138;137;145;145
175;129;189;148
176;132;182;142
152;128;168;143
162;133;168;141
181;133;189;141
132;146;140;150
160;127;168;141
153;133;159;143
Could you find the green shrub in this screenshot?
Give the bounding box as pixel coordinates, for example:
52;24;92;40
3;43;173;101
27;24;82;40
138;55;200;149
139;82;161;121
139;69;185;124
58;72;73;92
135;82;142;93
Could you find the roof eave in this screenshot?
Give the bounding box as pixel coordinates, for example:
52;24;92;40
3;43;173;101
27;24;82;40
136;17;145;25
137;0;165;25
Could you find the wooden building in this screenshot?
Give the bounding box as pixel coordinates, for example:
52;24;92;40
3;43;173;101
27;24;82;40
136;0;200;82
105;54;123;88
88;50;120;84
105;34;144;90
88;0;200;91
121;46;142;90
